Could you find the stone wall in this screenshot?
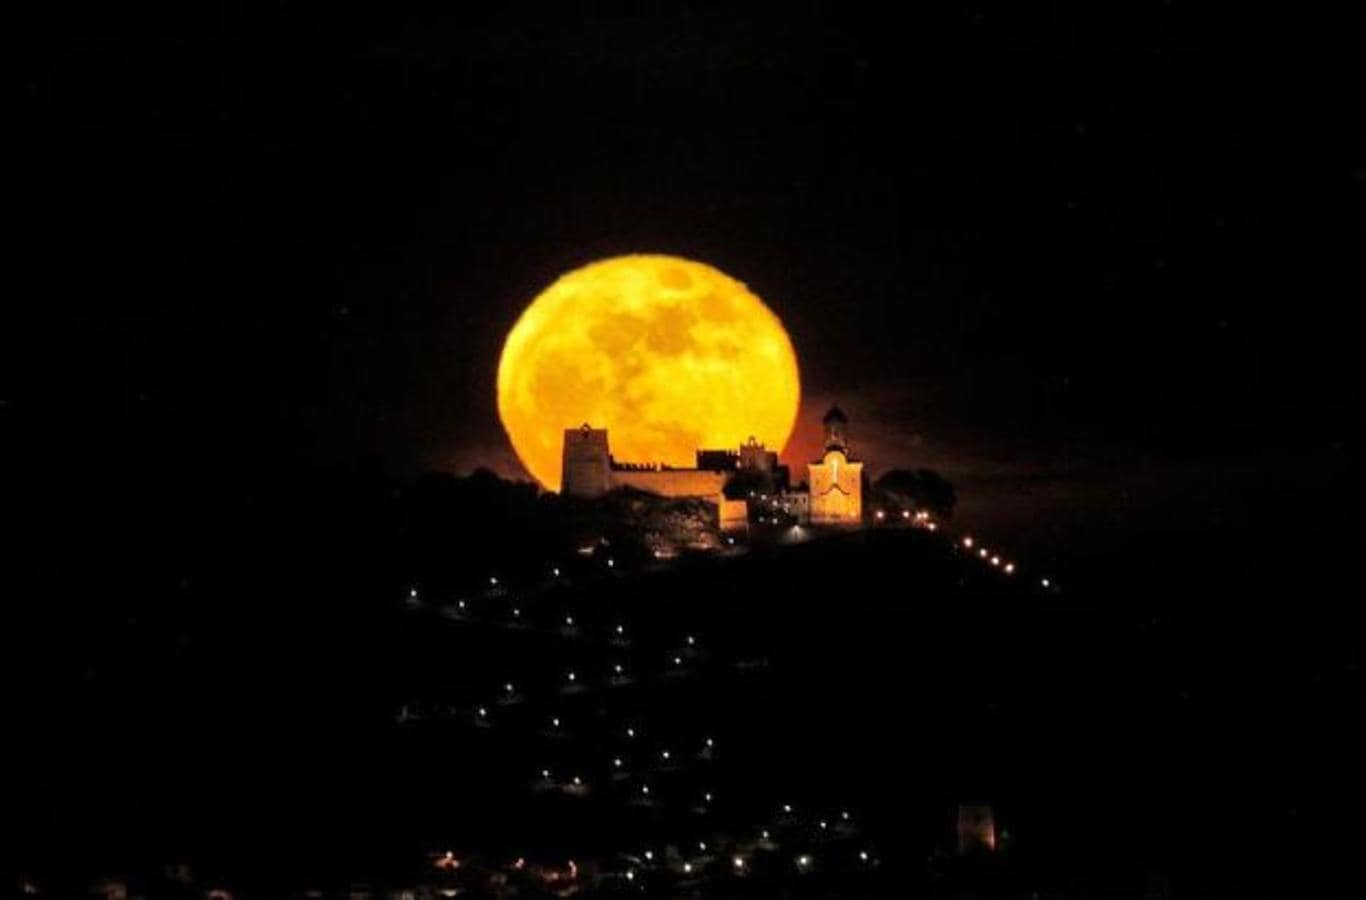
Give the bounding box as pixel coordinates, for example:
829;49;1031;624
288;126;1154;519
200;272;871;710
561;426;612;497
609;468;729;499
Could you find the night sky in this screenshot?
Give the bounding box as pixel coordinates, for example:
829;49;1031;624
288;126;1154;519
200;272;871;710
15;2;1358;558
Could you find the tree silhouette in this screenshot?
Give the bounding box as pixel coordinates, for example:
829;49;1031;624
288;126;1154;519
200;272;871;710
874;468;957;519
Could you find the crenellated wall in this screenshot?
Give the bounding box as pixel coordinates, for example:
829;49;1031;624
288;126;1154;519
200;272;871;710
609;468;728;499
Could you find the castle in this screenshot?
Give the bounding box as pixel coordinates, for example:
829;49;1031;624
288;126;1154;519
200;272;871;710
560;406;863;527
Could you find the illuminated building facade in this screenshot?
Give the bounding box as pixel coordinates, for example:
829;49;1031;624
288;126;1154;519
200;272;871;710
807;406;863;525
561;410;862;528
560;427;790;501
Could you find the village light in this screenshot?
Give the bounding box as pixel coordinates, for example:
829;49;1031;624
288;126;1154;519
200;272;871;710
733;855;746;870
963;536;974;548
796;854;812;870
859;850;869;862
505;682;515;694
641;784;650;795
841;811;850;821
705;737;715;748
614;663;624;674
489;576;498;586
552;567;560;576
686;634;696;646
565;615;575;626
551;717;561;728
673;656;683;665
409;587;418;598
819;820;828;830
697;841;707;851
541;769;551;778
875;510;885;520
902;510;910;519
991;555;1000;566
1042;578;1051;588
682;862;693;874
626;727;636;738
1004;562;1015;574
783;803;793;814
477;707;487;717
566;671;576;682
613;757;623;768
928;522;938;531
607;558;615;567
644;850;654;861
457;600;467;610
761;830;771;841
572;776;582;786
704;792;713;803
625;870;635;881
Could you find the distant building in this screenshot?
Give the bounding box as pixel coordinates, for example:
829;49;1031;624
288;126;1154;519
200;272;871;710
560;407;862;527
807;406;863;524
560;424;729;499
956;803;998;854
561;425;613;496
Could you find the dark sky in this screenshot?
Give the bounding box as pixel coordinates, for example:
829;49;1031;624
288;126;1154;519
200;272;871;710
15;2;1359;558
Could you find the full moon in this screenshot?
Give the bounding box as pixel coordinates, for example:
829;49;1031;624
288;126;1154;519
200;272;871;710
498;255;801;491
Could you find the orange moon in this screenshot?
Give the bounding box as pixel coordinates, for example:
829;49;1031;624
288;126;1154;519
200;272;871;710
497;255;801;491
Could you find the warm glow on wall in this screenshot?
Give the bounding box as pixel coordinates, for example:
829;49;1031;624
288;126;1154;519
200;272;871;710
497;255;801;490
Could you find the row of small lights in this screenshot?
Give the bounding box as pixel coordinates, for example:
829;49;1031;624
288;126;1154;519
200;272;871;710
413;515;1044;887
432;802;876;885
417;578;877;890
957;534;1053;589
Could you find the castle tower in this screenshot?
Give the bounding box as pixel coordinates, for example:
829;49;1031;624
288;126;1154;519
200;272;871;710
807;406;862;524
561;423;611;497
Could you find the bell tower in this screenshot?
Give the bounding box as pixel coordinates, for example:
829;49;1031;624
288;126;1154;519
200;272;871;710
822;406;849;451
808;405;862;525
